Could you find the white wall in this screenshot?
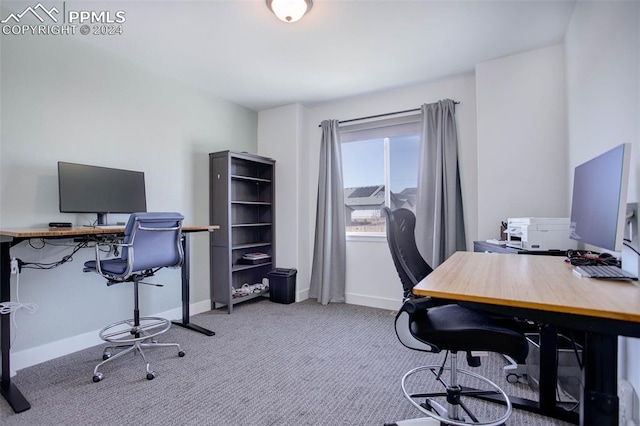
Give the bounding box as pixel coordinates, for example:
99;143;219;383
257;104;306;299
1;34;257;368
564;0;640;400
258;73;478;310
261;55;567;309
476;45;569;240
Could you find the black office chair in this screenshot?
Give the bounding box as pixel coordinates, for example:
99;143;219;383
383;207;529;425
382;207;447;304
84;212;186;382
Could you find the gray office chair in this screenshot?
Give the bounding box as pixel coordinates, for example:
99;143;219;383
383;207;528;425
84;212;186;382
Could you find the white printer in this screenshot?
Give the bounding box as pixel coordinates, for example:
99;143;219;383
504;217;577;251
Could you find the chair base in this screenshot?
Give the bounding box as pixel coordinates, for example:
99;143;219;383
503;354;528;384
93;316;184;382
384;418;441;426
401;364;512;426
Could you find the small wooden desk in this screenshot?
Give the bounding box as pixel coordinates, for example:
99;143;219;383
414;251;640;426
0;224;218;413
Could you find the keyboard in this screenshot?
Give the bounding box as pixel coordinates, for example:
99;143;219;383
573;265;638;281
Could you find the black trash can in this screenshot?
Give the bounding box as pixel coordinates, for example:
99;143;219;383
268;268;297;304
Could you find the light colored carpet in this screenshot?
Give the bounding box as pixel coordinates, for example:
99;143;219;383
0;299;575;425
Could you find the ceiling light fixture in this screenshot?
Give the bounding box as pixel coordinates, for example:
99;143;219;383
266;0;313;23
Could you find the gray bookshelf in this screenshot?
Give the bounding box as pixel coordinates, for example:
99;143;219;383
209;151;275;313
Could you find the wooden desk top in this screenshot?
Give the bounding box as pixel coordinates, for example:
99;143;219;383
414;251;640;324
0;225;218;239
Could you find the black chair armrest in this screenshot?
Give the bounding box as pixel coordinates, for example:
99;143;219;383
403;297;451;314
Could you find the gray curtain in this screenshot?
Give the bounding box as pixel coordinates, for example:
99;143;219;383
309;120;346;305
415;99;466;268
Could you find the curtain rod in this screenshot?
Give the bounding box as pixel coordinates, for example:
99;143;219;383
317;101;460;127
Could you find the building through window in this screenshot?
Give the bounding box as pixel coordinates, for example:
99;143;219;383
340;114;420;234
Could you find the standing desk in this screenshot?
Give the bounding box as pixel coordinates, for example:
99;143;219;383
0;224;219;413
413;251;640;426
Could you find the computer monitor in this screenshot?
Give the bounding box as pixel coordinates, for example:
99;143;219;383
58;161;147;225
569;143;631;252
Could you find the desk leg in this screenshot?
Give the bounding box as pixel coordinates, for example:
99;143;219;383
0;240;30;413
581;333;618;425
538;324;559;413
171;233;215;336
513;324;577;423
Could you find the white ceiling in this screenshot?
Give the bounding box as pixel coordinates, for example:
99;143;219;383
40;0;578;111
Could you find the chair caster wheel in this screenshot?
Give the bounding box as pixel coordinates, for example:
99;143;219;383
146;372;155;380
506;373;520;384
421;399;446;417
93;373;104;383
178;350;185;357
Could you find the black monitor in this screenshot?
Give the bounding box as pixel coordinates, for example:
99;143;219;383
58;161;147;225
569;143;631;252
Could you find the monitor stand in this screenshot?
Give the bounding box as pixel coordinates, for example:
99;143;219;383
94;213;125;228
96;213;107;226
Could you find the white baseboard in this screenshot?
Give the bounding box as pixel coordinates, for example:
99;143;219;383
187;299;213;317
11;299;212;373
298;289;401;311
11;294;397;374
11;329;105;374
297;288;309;302
345;292;402;311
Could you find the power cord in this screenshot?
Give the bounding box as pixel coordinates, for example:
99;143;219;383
565;249;620;267
0;300;38;315
623;239;640;256
1;237;113;347
19;236;115;271
0;259;38;348
20;239;92;270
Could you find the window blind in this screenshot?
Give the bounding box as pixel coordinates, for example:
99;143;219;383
339;113;421;143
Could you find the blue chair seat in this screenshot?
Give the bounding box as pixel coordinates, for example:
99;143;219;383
84;259;129;277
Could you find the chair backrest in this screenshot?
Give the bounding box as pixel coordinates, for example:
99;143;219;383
122;212;184;273
382;207;433;299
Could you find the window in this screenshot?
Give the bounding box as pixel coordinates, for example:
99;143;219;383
340;114;420;234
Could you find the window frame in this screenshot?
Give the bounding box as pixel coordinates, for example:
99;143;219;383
340;113;421;237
